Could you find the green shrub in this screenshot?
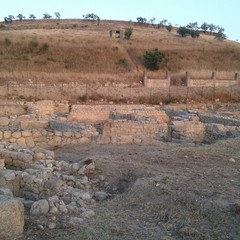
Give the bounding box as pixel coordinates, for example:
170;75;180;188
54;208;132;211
125;27;133;40
143;48;165;71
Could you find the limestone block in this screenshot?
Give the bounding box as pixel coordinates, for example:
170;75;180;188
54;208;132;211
16;138;26;147
22;130;32;137
79;137;91;144
12;131;22;139
0;187;13;197
48;136;62;146
20;120;49;129
0;159;5;169
0;117;10;126
63;131;72;137
25;137;35;147
34;152;45;161
0;195;24;240
30;199;50;215
32;131;42;138
3;131;12;139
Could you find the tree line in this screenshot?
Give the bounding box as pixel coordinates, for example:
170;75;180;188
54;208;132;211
136;17;227;40
3;12;101;23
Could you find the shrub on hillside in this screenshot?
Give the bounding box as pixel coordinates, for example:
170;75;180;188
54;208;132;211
143;48;165;71
125;28;133;40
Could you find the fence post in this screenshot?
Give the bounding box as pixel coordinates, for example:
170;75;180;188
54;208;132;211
234;73;239;81
7;81;9;98
185;72;190;86
35;79;38;100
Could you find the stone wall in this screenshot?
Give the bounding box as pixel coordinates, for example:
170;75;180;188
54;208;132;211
0;128;97;150
102;120;168;144
167;113;206;144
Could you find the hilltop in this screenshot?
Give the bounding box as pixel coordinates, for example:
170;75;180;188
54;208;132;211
0;19;240;84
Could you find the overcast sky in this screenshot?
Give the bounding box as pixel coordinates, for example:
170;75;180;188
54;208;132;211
0;0;239;41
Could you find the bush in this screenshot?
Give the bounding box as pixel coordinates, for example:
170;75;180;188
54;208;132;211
143;48;165;71
4;37;11;46
125;28;133;40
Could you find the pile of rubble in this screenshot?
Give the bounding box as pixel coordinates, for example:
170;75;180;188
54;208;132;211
0;143;110;239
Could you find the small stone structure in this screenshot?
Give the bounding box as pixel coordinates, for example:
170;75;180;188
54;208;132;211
109;29;124;39
144;71;171;88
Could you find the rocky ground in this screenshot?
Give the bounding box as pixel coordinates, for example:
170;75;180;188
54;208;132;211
18;138;240;240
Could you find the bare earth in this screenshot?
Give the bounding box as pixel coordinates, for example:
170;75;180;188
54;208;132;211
20;138;240;240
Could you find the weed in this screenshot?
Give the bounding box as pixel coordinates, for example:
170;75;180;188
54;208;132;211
118;58;127;66
4;38;11;46
79;94;87;102
39;43;49;53
27;40;39;53
47;56;57;62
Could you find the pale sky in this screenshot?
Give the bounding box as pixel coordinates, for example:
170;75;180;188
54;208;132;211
0;0;239;41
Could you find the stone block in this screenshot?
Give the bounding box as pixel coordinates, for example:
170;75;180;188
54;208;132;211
22;130;32;137
0;159;5;169
25;137;35;147
20;120;49;129
0;195;24;240
16;138;26;147
12;131;22;139
3;131;12;139
0;117;10;126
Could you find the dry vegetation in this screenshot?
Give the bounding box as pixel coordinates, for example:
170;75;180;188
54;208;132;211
0;19;240;84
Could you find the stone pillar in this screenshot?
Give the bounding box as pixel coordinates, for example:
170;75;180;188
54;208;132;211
166;71;171;80
234;73;239;81
186;72;190;86
212;72;216;80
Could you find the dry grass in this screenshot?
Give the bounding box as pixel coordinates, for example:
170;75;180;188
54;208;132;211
0;19;240;85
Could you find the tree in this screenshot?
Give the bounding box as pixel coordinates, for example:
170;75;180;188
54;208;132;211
144;48;165;71
29;14;36;20
55;12;61;20
215;27;227;41
208;23;217;35
166;24;173;32
137;17;147;24
4;17;13;23
83;13;100;22
150;18;155;26
43;13;52;19
124;28;133;40
200;22;209;33
17;14;25;21
177;26;189;37
186;22;198;30
177;26;199;38
8;15;15;21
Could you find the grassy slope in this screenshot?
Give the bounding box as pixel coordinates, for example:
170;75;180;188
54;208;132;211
0;19;240;84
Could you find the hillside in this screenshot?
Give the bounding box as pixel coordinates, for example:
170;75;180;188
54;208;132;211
0;19;240;84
